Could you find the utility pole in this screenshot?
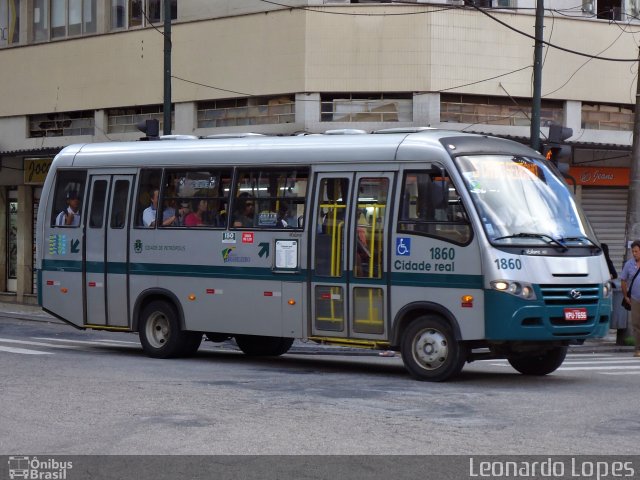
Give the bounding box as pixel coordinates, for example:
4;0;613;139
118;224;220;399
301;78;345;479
163;0;172;135
624;47;640;255
530;0;544;152
619;47;640;345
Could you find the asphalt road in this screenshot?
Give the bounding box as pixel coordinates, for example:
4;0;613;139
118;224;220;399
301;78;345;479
1;317;639;457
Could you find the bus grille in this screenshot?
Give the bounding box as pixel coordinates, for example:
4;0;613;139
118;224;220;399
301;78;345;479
539;284;600;306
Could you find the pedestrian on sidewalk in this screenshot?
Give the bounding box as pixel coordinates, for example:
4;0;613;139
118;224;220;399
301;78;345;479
620;239;640;357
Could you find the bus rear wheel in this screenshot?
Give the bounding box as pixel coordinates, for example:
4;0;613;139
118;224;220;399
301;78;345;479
139;300;202;358
235;335;294;356
401;315;467;382
507;346;567;376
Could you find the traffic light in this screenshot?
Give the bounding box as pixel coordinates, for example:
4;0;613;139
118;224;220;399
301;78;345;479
544;124;573;166
136;119;160;140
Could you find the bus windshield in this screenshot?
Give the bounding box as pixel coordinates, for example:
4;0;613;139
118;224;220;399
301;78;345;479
455;154;596;248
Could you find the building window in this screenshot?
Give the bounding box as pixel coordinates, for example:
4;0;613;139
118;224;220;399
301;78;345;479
440;94;563;128
29;111;95;137
111;0;177;29
197;96;295;128
107;105;172;133
0;0;20;47
320;93;412;122
33;0;96;42
582;103;633;131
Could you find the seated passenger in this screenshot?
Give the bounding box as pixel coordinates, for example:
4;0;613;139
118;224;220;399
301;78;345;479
184;199;208;227
233;193;255;228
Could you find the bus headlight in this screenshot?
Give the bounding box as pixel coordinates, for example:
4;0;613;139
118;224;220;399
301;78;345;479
603;281;613;298
490;280;536;300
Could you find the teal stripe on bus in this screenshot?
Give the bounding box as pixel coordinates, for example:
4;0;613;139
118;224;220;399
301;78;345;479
42;259;306;282
390;272;483;289
42;259;83;273
42;260;482;288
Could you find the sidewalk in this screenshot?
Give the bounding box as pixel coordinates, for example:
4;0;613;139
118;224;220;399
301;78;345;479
0;300;634;354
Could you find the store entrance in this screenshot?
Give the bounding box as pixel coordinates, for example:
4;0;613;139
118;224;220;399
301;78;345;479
6;189;17;292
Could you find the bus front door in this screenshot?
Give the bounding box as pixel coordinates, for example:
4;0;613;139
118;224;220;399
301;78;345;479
84;174;134;328
348;173;393;340
311;172;393;341
311;175;352;337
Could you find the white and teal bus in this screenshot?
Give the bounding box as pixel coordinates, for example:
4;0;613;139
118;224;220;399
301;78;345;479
36;128;612;381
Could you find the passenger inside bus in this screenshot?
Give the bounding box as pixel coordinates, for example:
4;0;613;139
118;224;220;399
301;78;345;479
184;199;208;227
55;190;81;226
142;189;159;227
233;193;255;227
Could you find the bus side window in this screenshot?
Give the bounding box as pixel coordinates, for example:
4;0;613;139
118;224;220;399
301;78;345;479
51;170;87;228
110;180;130;229
161;169;232;228
135;169;162;228
89;180;108;228
232;168;309;229
398;168;471;245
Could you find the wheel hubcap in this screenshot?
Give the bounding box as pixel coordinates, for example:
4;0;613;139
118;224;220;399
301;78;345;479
413;328;448;370
146;312;170;349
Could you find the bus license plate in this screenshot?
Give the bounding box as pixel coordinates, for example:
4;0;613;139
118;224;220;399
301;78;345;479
564;308;587;321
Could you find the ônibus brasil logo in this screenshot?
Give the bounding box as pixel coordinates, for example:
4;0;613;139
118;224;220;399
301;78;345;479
8;456;73;480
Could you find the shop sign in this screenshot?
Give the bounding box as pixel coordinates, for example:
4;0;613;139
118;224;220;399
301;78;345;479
568;166;629;187
24;158;53;185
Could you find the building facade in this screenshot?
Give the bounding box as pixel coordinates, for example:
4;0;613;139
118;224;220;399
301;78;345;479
0;0;637;303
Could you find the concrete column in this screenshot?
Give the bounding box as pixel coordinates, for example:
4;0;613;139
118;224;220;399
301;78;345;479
95;110;109;141
296;93;320;133
16;186;33;302
175;102;196;134
413;93;440;126
564;100;581;133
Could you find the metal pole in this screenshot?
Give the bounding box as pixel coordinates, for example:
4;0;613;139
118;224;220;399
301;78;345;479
163;0;172;135
620;47;640;344
624;47;640;255
530;0;544;151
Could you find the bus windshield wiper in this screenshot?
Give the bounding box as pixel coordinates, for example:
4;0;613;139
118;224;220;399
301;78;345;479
493;232;568;251
558;236;602;252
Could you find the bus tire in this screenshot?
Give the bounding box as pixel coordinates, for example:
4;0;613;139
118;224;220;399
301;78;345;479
400;315;467;382
235;335;294;356
139;300;202;358
507;346;567;376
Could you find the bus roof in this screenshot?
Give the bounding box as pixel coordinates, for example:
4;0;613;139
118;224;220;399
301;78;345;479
56;129;543;169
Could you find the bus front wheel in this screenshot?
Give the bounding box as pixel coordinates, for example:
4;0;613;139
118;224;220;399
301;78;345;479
139;300;202;358
401;315;467;382
507;346;568;376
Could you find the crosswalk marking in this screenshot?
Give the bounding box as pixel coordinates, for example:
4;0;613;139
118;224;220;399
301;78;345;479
0;345;53;355
0;337;85;350
0;336;140;356
32;337;139;347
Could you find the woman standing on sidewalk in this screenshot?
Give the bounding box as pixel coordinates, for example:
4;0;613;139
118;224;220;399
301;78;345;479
620;239;640;357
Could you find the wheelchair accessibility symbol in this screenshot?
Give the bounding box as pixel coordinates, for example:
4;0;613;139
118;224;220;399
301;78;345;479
396;238;411;256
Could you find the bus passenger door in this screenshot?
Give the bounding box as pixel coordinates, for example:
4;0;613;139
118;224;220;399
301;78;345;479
349;173;393;340
84;174;133;327
311;175;352;337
